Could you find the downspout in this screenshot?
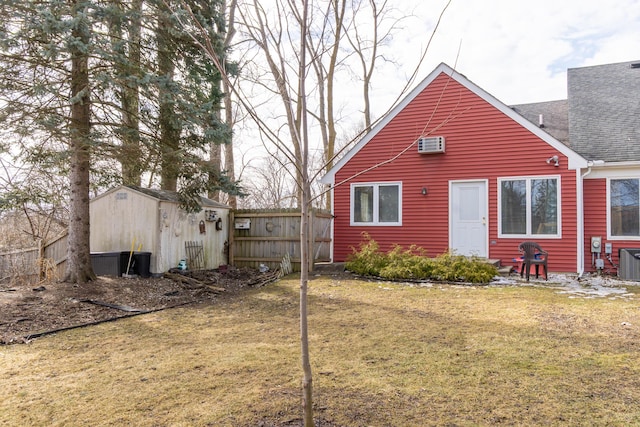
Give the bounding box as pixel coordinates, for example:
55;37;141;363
577;160;605;278
329;184;335;262
576;168;584;278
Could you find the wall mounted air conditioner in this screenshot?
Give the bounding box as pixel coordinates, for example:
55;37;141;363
417;136;445;154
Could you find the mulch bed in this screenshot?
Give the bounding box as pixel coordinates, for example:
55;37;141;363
0;266;278;344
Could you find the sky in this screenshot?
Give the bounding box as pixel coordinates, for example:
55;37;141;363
372;0;640;109
235;0;639;171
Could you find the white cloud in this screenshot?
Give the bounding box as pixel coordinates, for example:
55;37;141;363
374;0;640;107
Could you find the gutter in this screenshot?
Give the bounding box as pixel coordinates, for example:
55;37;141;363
577;160;605;278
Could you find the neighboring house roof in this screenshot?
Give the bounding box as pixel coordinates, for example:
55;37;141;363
126;186;231;209
511;100;569;144
322;63;587;184
568;60;640;162
513;60;640;163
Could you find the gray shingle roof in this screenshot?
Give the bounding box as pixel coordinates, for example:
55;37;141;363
127;185;230;209
511;100;569;144
512;60;640;163
568;60;640;162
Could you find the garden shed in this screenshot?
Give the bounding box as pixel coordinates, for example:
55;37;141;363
90;185;230;275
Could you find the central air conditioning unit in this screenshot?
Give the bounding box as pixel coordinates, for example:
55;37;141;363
417;136;445;154
618;248;640;281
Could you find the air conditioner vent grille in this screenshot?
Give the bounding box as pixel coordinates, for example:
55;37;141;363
417;136;445;153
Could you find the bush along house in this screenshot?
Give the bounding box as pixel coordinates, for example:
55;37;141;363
321;60;640;278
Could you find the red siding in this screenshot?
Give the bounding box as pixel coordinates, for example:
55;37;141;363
333;73;579;272
583;178;640;274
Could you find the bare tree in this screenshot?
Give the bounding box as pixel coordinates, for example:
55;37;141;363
173;0;452;424
238;154;297;209
0;158;68;250
222;0;239;208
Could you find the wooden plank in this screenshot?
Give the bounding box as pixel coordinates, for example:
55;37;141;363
234;257;302;262
231;208;332;272
234;212;302;218
229;210;235;266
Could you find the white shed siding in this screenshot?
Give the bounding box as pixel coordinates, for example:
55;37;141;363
157;203;228;272
90;186;230;275
90;187;161;272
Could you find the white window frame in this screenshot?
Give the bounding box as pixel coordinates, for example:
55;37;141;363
498;175;562;238
607;176;640;240
350;182;402;226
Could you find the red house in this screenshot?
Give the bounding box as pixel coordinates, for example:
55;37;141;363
321;61;640;276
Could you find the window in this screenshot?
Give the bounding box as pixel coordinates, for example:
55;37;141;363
499;176;560;237
351;182;401;225
610;178;640;237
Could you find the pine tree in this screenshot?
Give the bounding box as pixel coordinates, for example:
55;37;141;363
0;0;241;281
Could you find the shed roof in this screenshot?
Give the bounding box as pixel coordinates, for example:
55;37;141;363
126;186;231;209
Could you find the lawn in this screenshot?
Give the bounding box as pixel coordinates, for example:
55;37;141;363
2;274;640;426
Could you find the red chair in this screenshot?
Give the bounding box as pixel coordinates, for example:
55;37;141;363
518;241;548;281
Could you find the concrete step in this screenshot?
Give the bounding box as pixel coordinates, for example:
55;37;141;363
497;265;514;276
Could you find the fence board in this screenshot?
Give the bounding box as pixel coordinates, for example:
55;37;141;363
42;232;68;280
231;209;332;272
0;247;40;283
0;232;68;284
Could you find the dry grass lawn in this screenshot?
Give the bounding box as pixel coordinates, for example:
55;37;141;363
2;274;640;426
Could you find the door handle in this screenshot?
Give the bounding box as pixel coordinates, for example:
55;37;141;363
482;217;486;225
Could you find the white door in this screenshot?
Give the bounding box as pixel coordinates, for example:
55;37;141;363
450;181;488;257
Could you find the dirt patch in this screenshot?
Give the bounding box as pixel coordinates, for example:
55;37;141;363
0;266;275;344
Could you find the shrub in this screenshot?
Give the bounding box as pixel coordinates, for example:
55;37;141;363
379;244;434;280
345;233;387;277
345;235;497;284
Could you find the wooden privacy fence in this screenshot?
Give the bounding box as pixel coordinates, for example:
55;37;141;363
230;209;332;272
0;232;68;284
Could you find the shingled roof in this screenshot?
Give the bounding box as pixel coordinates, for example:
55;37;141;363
512;60;640;163
568;60;640;162
126;185;230;209
511;100;569;144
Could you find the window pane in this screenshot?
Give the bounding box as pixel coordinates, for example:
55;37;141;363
611;179;640;236
354;186;373;222
531;178;558;234
378;185;399;222
501;180;526;234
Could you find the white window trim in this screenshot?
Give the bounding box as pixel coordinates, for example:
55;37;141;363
607;176;640;240
350;182;402;226
497;175;562;239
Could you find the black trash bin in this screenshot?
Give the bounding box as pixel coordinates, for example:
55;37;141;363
119;251;151;277
133;252;151;278
120;251;135;275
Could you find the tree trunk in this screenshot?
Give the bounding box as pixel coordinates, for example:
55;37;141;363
223;0;237;208
121;0;142;186
64;0;96;283
223;77;236;208
298;2;314;425
157;11;180;191
300;183;313;427
209;112;222;201
109;0;142;186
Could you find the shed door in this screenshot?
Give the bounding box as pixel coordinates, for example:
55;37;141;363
450;181;488;257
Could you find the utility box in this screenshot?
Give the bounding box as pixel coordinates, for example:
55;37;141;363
618;248;640;281
234;218;251;229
